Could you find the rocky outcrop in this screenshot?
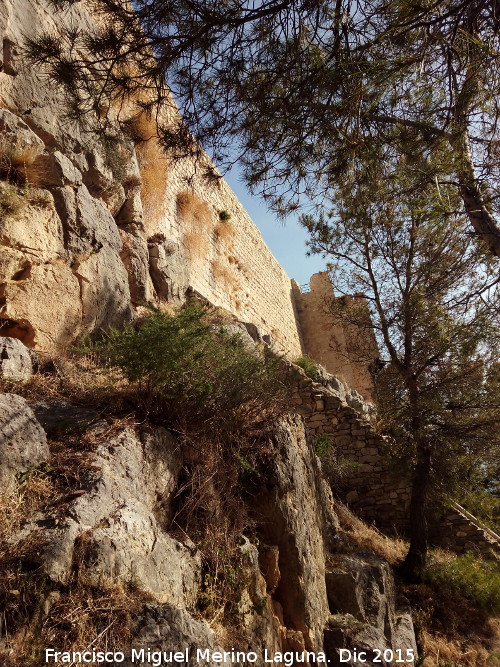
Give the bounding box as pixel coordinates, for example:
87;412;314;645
10;424;199;604
0;0;190;350
0;394;417;665
0;392;49;492
324;554;417;666
0;336;34;380
148;237;190;303
254;416;337;651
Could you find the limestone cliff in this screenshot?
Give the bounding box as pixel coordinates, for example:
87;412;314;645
0;348;417;666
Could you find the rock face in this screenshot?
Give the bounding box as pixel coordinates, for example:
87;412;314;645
11;425;199;604
0;392;49;492
0;337;34;381
324;554;417;666
0;0;419;661
1;395;417;665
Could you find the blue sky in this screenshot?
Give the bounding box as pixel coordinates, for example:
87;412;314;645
224;170;328;287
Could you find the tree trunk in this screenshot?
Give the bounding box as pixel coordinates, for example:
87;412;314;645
400;445;432;583
457;132;500;258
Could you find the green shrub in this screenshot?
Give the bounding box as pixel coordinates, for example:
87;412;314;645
314;433;361;484
218;209;231;221
314;433;331;461
0;183;25;217
294;355;321;380
91;303;286;432
425;552;500;614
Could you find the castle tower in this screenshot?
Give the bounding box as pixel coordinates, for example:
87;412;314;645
293;272;378;401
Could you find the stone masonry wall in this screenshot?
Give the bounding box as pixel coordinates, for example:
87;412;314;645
288;364;500;558
148;153;305;358
435;503;500;558
292;274;377;401
287;365;411;532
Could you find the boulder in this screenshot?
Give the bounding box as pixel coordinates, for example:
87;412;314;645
324;614;393;667
0;337;33;381
148;238;189;303
0;393;49;493
0;108;44;159
123;604;222;667
86;502;201;605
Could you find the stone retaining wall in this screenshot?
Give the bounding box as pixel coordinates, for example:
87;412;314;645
288;366;411;533
288;364;500;558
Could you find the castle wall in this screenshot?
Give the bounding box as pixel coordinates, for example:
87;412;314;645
293;273;377;401
150;155;305;358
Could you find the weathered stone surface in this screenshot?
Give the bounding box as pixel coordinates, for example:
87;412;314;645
51;184;123;257
0;393;49;492
116;189;144;227
11;425;194;601
37;150;83;187
148;238;189;303
124;604;222;667
1;262;82;349
119;223;152;304
325;554;417;661
0;337;33;380
73;249;133;332
87;502;200;606
324;614;393;667
326;555;395;630
259;545;280;593
0;108;44;157
255;416;339;650
32;399;105;436
0;196;65;264
81;147;115;197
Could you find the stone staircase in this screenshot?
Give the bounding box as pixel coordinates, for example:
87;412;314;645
438;502;500;559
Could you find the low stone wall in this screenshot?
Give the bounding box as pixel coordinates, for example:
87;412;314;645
435;504;500;558
288;366;411;533
288;364;500;558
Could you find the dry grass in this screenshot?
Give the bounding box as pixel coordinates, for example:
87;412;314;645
334;501;408;565
211;259;241;293
172;434;260;628
184;230;208;259
177;191;212;228
404;581;500;667
0;141;43;186
0;182;25;217
0;358;150;665
334;504;500;665
0;352;133;414
177;191;213;259
127;111;169;227
214;220;235;245
2;535;151;666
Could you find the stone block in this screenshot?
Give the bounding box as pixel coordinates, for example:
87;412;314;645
0;337;33;381
0;393;49;493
